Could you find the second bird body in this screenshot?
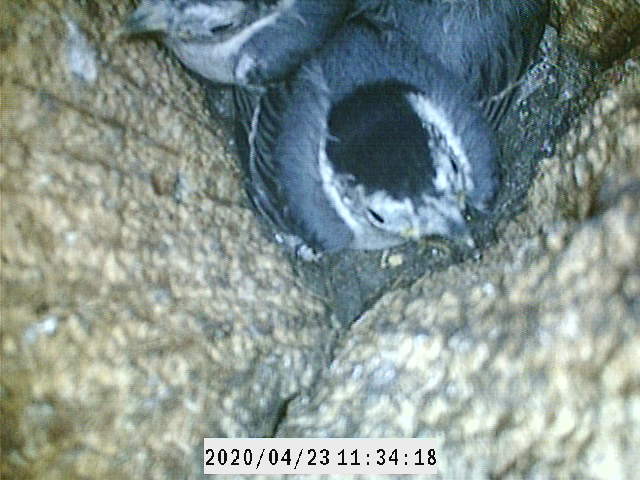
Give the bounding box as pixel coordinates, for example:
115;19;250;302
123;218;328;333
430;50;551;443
122;0;349;84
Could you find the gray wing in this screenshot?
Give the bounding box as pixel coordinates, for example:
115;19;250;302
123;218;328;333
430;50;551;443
466;0;551;126
352;0;550;128
233;71;355;252
234;20;504;251
233;84;295;237
238;0;351;84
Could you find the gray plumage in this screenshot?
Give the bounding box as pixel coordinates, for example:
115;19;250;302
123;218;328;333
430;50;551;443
121;0;349;84
353;0;550;125
235;22;499;254
234;0;550;255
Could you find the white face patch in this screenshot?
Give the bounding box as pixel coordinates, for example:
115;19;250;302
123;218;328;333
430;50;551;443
417;194;467;238
168;0;291;83
365;191;418;235
182;1;246;26
406;92;474;195
318;142;404;249
318;140;468;249
318;147;361;233
317;90;475;249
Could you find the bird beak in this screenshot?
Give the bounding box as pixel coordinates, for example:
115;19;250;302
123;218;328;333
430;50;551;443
452;194;475;249
117;1;170;37
402;227;422;240
451;221;476;249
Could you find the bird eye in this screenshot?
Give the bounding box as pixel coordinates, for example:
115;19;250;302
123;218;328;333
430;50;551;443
368;209;385;224
209;23;233;35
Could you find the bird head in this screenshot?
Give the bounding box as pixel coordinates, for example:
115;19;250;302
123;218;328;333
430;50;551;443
321;81;489;250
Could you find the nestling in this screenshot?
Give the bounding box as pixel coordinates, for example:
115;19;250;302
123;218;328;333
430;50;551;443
235;22;499;255
120;0;349;85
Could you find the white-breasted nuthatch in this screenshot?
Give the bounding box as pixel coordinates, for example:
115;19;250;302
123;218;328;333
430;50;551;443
232;1;550;256
235;21;501;255
120;0;349;85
